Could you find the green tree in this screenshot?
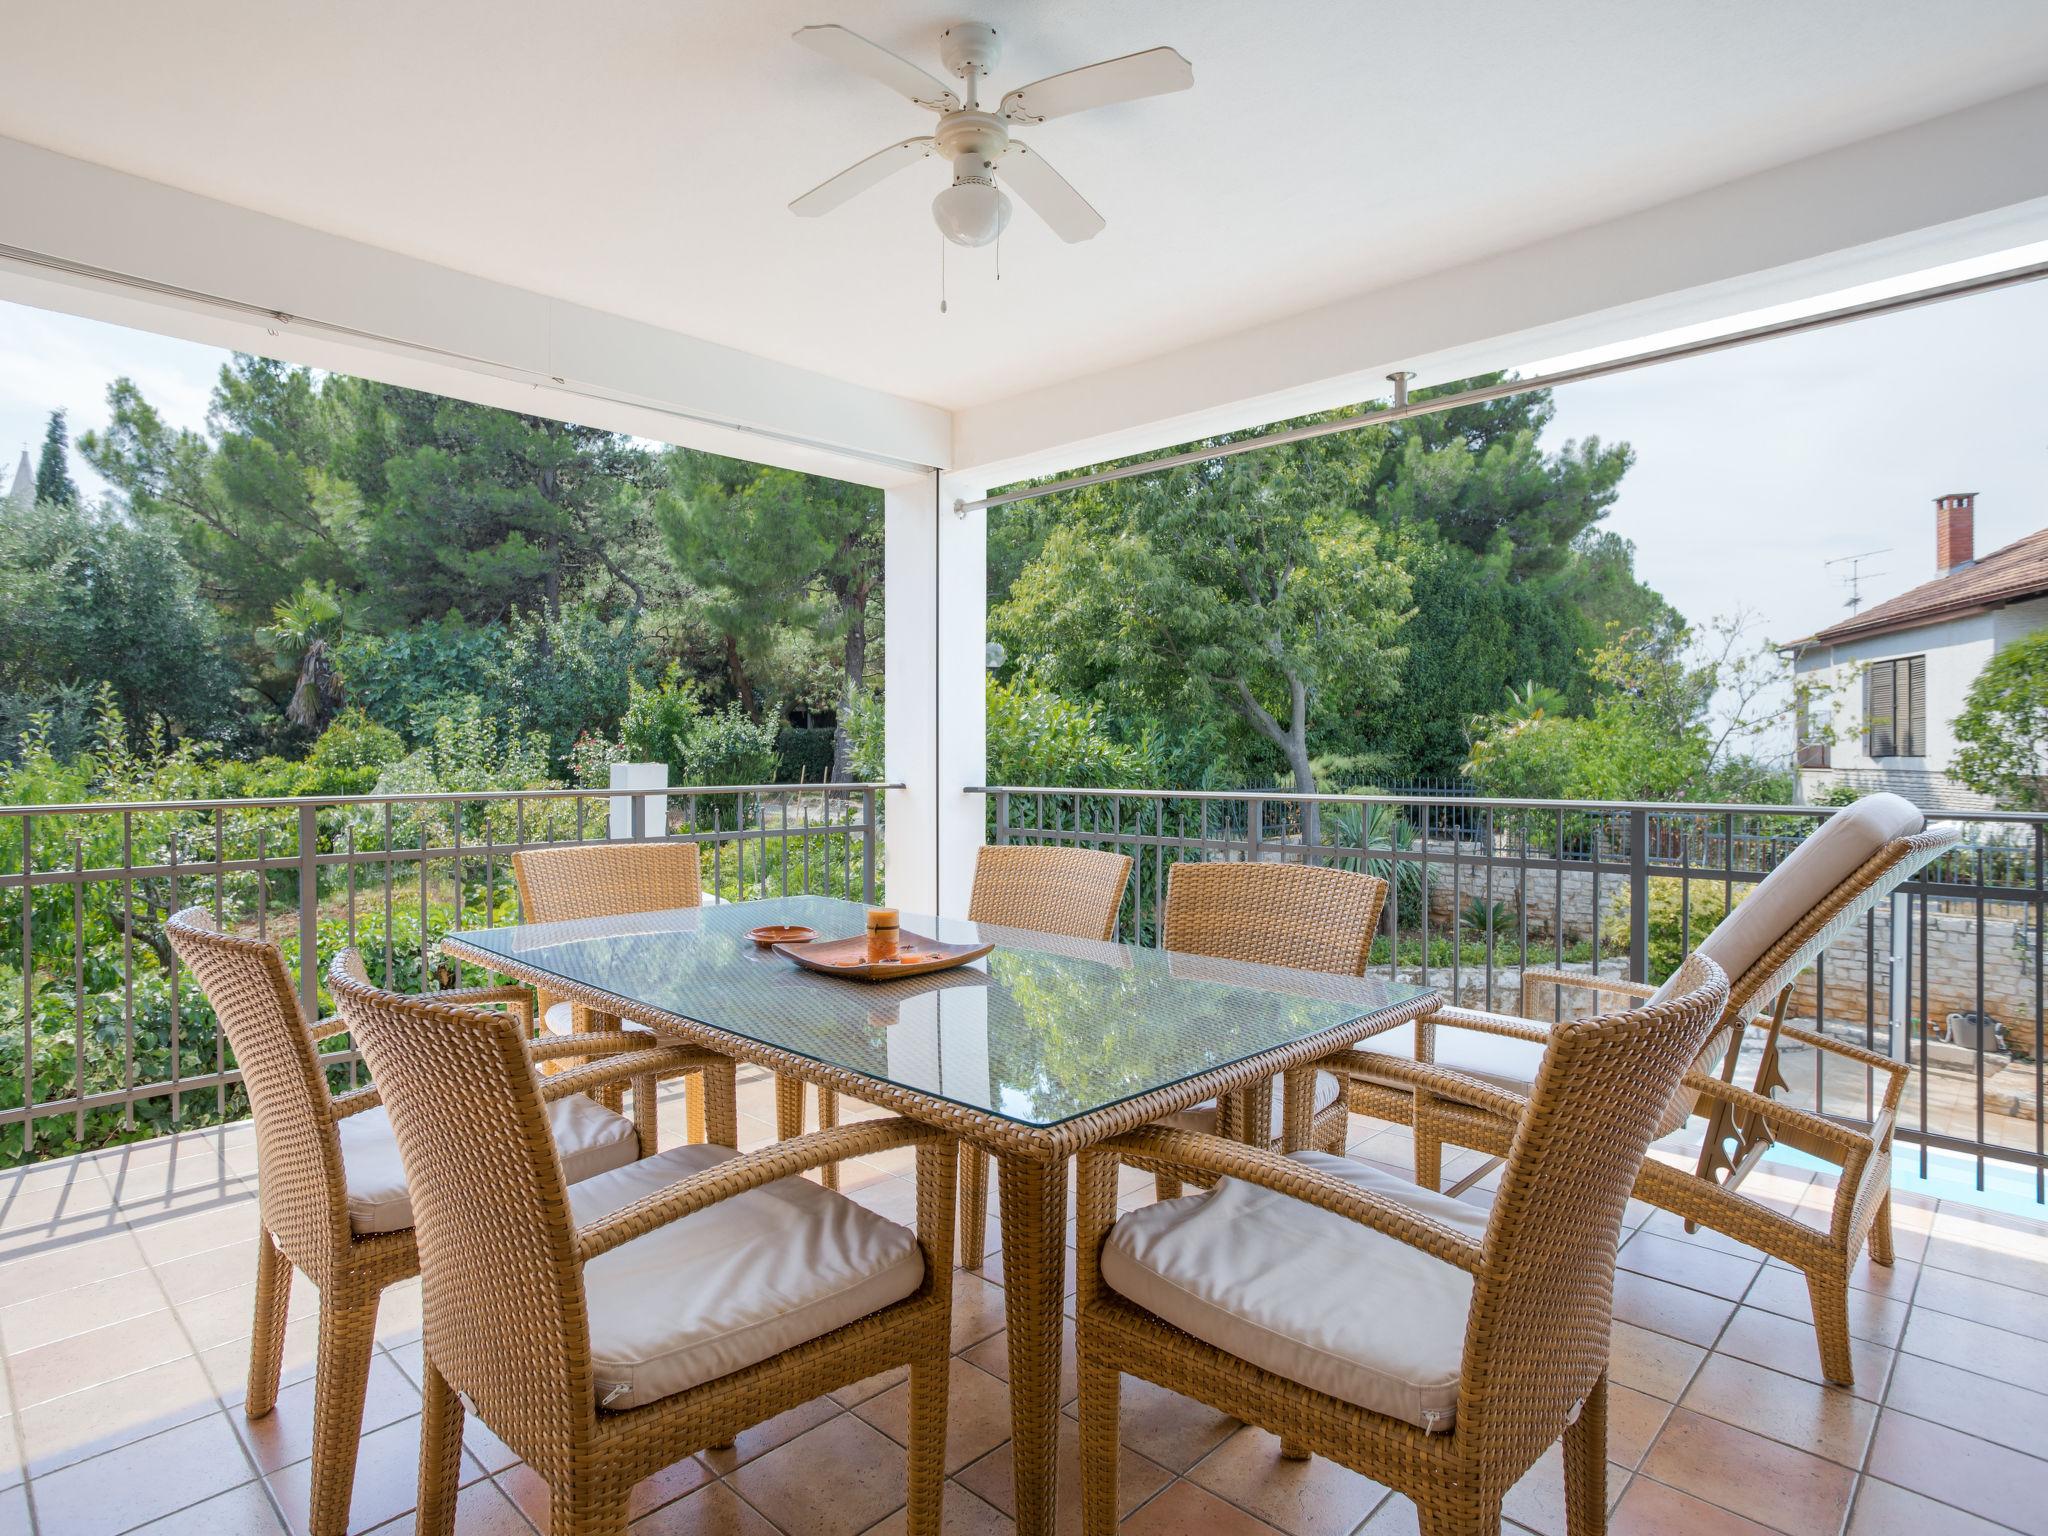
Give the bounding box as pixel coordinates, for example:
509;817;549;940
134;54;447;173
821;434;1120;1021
34;410;78;507
997;445;1414;825
1953;630;2048;809
260;580;346;734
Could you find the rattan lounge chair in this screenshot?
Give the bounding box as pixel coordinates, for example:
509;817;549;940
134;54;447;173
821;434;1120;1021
329;954;957;1536
1328;792;1956;1386
1075;953;1729;1536
1118;860;1386;1203
165;909;718;1536
512;842;717;1148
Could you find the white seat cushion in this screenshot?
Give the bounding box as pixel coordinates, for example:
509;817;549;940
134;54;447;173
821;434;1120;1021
1349;1017;1548;1096
543;1000;651;1037
1156;1070;1343;1136
1103;1151;1486;1430
573;1143;925;1409
339;1093;638;1236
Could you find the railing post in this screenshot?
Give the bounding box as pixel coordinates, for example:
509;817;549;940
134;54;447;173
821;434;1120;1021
1628;807;1650;984
297;802;320;1022
861;789;878;904
993;790;1009;845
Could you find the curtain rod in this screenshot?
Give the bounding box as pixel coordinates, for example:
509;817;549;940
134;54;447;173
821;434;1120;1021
953;256;2048;515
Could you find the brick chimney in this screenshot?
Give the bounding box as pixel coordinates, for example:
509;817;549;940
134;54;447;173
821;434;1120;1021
1935;492;1976;574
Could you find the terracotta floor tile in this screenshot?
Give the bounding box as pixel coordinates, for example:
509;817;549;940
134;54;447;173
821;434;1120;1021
1711;1306;1892;1400
1607;1321;1706;1402
1637;1209;1771;1260
958;1320;1081;1407
1617;1233;1764;1301
15;1352;219;1476
1607;1386;1672;1470
0;1264;167;1352
153;1236;266;1304
1899;1307;2048;1395
232;1353;423;1473
726;1411;912;1536
0;1228;149;1306
956;1412;1173;1534
1846;1476;2017;1535
857;1357;1015;1475
200;1311;325;1408
29;1411;255;1536
1923;1210;2048;1297
7;1304;192;1407
625;1453;715;1520
1062;1373;1238;1474
1865;1408;2048;1534
1883;1352;2048;1460
1639;1408;1855;1534
1182;1425;1386;1536
697;1394;842;1474
124;1481;287;1535
951;1273;1012;1353
1608;1477;1778;1534
631;1479;783;1535
1499;1442;1628;1535
830;1363;911;1410
1611;1268;1737;1348
1740;1263;1908;1349
268;1413;487;1536
1911;1263;2048;1343
857;1481;1016;1535
1116;1478;1287;1535
1677;1353;1876;1467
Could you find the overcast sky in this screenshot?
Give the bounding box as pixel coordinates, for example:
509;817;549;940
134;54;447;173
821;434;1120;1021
4;264;2046;658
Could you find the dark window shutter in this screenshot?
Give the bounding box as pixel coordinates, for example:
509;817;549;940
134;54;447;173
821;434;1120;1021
1906;655;1927;757
1866;662;1896;758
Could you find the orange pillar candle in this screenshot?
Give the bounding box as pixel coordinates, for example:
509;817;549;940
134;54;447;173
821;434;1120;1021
865;907;901;963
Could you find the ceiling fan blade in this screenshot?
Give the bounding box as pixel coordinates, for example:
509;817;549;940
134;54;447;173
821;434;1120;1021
997;142;1106;243
998;46;1192;123
790;138;937;217
793;25;961;112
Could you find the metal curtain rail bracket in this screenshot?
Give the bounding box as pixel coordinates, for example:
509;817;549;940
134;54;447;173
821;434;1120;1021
951;256;2048;515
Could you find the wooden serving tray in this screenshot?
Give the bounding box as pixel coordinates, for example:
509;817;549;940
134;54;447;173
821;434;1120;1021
774;930;994;982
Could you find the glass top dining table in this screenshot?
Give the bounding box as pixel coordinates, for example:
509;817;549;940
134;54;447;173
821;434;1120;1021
442;894;1437;1141
440;893;1441;1536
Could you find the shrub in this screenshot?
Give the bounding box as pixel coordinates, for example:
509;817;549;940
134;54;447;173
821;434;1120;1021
681;704;779;786
773;726;836;783
618;670;702;784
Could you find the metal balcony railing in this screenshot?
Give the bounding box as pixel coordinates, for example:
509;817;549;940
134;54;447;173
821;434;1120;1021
0;783;884;1164
976;784;2048;1203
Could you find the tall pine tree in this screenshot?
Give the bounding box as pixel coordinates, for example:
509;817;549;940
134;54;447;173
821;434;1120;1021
35;410;78;507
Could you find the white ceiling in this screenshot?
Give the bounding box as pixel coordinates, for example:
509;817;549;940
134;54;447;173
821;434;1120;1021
6;1;2048;412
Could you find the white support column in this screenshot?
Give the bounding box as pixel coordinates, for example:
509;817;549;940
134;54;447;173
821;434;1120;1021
884;474;988;918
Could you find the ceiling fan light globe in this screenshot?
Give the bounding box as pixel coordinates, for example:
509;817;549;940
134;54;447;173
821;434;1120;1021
932;180;1011;247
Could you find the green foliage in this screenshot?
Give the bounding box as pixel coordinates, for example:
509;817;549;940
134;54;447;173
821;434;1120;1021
842;686;885;781
1952;630;2048;809
0;498;245;755
618;669;703;783
774;727;837;783
987;670;1160;788
35;410;78;507
680;704;780;786
332;618;500;739
372;695;556;797
1609;878;1731;984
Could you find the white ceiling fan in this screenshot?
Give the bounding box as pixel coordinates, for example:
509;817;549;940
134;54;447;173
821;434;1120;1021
788;21;1192;248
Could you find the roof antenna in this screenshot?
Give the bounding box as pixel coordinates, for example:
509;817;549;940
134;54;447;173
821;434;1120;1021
1825;548;1891;614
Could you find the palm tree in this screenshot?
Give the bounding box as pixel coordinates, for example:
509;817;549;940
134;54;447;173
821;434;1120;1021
264;580;346;733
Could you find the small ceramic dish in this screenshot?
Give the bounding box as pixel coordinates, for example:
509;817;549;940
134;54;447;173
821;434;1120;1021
747;924;818;949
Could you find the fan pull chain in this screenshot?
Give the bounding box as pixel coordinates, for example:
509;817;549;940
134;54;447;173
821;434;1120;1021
939;234;948;315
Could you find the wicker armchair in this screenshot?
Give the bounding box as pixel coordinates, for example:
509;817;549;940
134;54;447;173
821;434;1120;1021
1120;861;1386;1203
1075;954;1729;1536
164;910;719;1536
512;842;715;1147
329;955;957;1536
1328;793;1956;1386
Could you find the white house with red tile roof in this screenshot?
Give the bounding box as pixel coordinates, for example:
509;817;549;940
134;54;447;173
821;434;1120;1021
1785;494;2048;808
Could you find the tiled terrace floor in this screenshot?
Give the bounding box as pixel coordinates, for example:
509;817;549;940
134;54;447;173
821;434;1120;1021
4;1069;2047;1536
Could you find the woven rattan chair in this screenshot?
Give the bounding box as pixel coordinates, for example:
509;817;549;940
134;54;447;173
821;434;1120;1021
1329;793;1956;1386
1075;953;1729;1536
512;842;714;1147
329;955;957;1536
1120;860;1386;1203
164;910;717;1536
948;844;1133;1267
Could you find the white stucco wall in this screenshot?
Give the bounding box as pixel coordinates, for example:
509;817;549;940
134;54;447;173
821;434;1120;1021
1791;595;2048;807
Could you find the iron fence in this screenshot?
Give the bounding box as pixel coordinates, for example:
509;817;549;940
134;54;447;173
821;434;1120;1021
0;782;884;1164
978;784;2048;1203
